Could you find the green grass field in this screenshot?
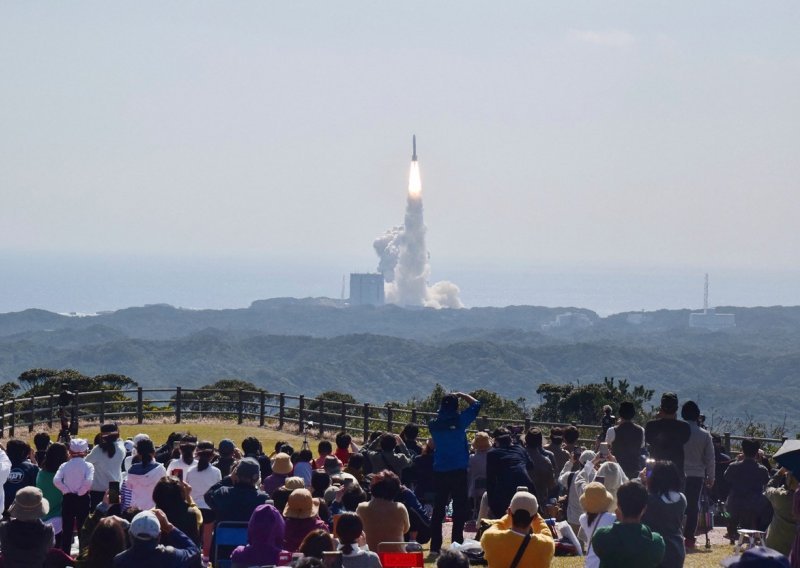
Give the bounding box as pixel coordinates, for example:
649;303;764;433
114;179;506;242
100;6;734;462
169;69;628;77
12;419;306;452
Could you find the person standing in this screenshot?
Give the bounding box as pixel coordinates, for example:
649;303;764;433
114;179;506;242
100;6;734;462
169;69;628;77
3;439;39;515
680;400;715;549
427;391;481;554
641;461;687;568
53;438;94;553
85;423;126;511
485;428;535;518
605;401;646;480
645;393;691;479
545;427;571;477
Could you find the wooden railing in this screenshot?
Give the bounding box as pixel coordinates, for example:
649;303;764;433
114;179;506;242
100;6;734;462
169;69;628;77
0;388;786;454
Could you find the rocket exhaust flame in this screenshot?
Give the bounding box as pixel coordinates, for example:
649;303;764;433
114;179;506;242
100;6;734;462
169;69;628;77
372;136;462;309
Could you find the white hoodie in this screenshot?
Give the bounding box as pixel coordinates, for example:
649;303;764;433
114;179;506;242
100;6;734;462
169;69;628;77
125;461;167;511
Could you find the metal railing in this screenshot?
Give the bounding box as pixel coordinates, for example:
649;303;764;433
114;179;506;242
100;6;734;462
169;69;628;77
0;388;786;454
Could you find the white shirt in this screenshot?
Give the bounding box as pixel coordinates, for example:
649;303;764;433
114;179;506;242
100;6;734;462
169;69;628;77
579;511;616;568
186;463;222;510
54;457;95;496
85;441;126;492
0;450;11;512
167;458;197;476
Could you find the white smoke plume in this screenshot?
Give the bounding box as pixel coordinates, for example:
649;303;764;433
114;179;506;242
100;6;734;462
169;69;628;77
373;161;463;309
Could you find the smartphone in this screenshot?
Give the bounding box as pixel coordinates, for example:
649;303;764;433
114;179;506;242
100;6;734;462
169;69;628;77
108;481;120;504
322;551;343;568
598;442;609;457
173;468;183;482
173;440;181;449
595;475;605;484
343;478;353;487
645;458;655;478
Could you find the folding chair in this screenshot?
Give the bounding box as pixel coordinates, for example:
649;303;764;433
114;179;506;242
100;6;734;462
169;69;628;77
377;542;425;568
213;521;250;568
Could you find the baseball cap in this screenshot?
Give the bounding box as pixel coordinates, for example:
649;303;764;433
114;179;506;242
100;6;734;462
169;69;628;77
509;491;538;516
721;547;790;568
69;438;89;453
235;457;261;480
129;511;161;540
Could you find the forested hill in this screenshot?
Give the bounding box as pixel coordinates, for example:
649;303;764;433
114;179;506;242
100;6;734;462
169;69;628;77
0;300;798;426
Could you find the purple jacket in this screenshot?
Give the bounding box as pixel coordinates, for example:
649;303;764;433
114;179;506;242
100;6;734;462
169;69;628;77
230;504;288;567
262;473;289;497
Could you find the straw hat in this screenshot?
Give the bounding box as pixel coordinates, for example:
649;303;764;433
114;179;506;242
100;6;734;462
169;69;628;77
9;486;49;521
283;488;320;519
283;477;305;491
579;482;614;514
472;432;491;451
272;453;293;475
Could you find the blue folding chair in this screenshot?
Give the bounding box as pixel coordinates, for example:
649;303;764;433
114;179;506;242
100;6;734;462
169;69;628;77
213;521;250;568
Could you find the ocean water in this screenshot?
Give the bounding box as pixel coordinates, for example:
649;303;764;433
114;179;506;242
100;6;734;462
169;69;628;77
1;252;799;316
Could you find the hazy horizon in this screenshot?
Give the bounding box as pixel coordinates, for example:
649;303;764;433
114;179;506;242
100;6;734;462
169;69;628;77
2;251;799;317
2;3;798;314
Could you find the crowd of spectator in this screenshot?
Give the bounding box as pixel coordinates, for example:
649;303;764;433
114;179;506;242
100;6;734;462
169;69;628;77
0;390;795;568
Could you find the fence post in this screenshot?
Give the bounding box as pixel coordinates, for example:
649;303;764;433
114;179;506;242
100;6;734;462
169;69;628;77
524;417;531;432
259;391;266;427
10;399;16;437
362;403;370;441
340;401;347;431
317;399;325;438
237;389;244;425
298;396;305;432
0;400;4;438
48;394;54;429
479;415;488;432
386;405;393;432
278;393;285;430
29;394;35;432
175;387;182;424
411;408;418;424
724;432;731;455
137;387;143;424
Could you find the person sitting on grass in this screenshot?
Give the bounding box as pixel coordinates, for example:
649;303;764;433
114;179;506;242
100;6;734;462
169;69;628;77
336;512;381;568
152;476;202;546
230;504;288;568
113;509;199;567
479;490;555;568
578;482;616;568
314;441;338;470
76;515;130;568
205;458;270;523
282;488;328;553
725;438;773;539
0;486;72;568
298;529;336;559
591;481;665;568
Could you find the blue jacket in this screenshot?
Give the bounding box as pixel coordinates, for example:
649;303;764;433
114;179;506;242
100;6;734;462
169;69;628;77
113;526;200;568
428;401;481;472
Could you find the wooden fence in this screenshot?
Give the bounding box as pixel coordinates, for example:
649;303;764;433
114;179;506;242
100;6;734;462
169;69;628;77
0;387;785;455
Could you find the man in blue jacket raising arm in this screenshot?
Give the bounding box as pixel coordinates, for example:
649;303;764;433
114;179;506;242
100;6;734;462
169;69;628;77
427;391;481;555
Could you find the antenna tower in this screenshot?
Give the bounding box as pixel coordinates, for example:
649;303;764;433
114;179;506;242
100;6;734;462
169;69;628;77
341;275;346;301
704;273;709;313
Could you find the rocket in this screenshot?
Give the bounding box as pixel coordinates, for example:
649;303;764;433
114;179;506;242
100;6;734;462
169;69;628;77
412;134;417;161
